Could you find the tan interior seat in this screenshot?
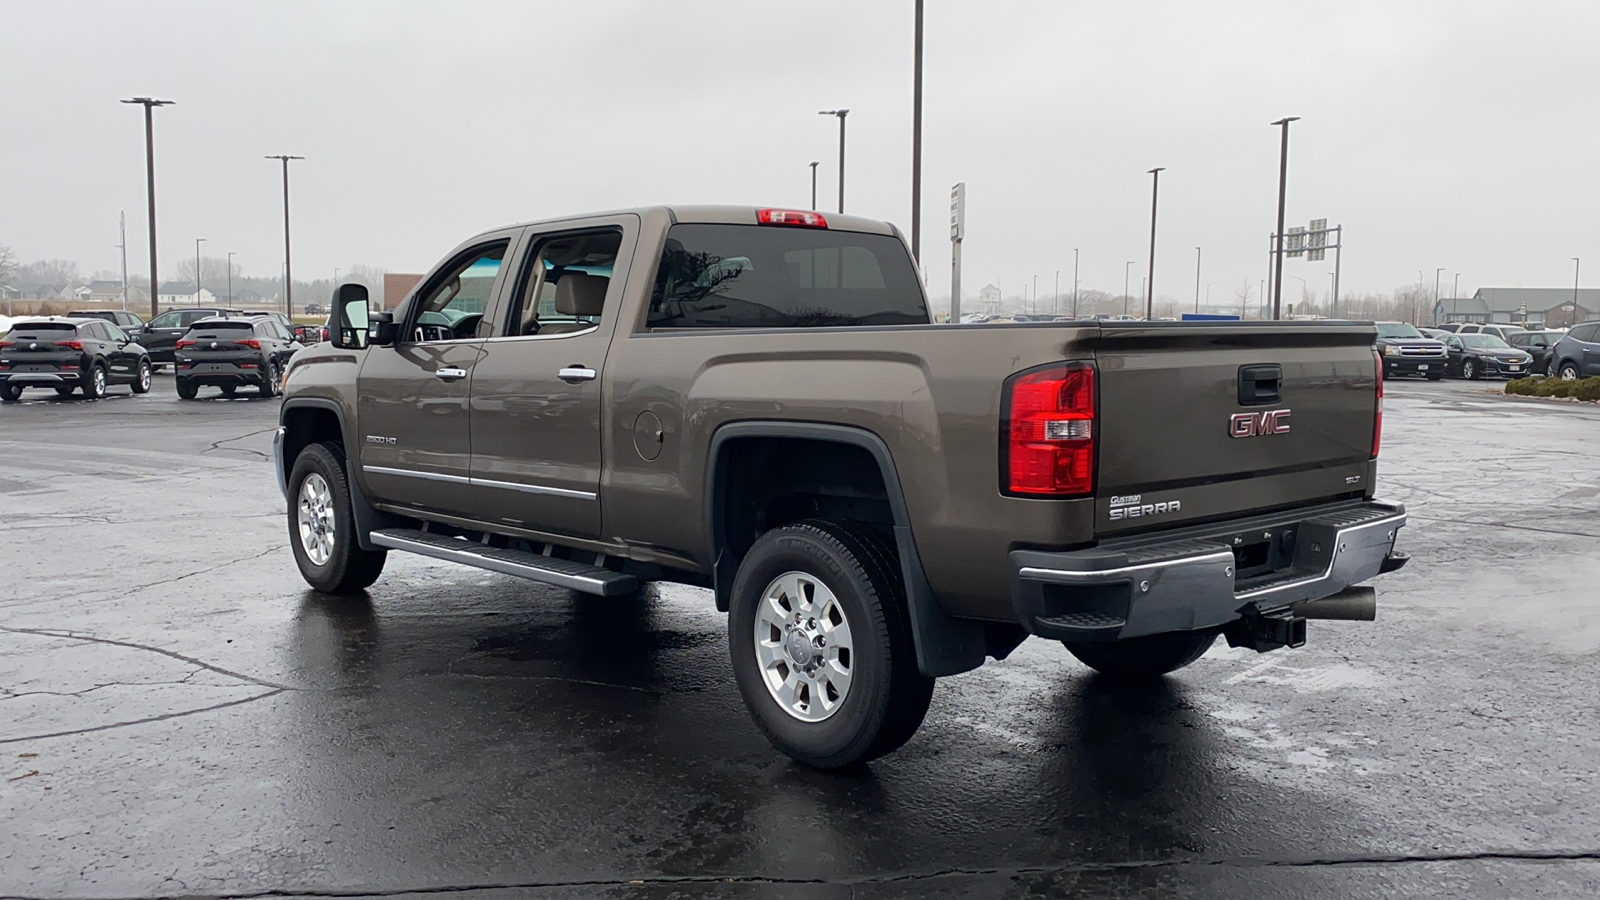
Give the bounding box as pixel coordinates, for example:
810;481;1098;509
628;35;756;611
537;272;608;335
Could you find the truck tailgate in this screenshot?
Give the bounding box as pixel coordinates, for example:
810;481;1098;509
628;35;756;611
1093;323;1378;536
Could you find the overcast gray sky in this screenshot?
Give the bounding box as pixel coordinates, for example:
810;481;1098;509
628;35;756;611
4;0;1599;303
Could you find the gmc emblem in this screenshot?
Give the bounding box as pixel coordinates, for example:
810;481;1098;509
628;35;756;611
1229;409;1292;438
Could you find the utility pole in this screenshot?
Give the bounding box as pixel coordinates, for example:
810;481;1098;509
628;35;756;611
1574;258;1581;322
1434;267;1444;323
809;161;820;210
1072;248;1079;317
227;251;236;306
1054;270;1060;316
1124;261;1134;317
1270;116;1300;320
911;0;923;262
195;238;206;303
1452;272;1460;319
122;97;173;318
1146;167;1164;319
265;155;304;317
949;183;964;324
818;110;849;214
117;211;129;312
1194;246;1201;314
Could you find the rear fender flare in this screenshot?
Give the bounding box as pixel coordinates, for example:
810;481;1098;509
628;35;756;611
706;421;987;677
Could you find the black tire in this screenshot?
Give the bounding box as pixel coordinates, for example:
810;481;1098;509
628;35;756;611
261;359;280;397
1063;631;1217;681
1426;372;1443;381
131;359;152;394
1560;362;1580;381
728;518;934;769
176;379;198;400
220;384;237;398
287;441;387;594
82;364;106;399
1462;358;1479;380
0;382;20;403
55;386;76;397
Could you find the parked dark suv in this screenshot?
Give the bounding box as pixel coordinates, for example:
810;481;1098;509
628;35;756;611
68;309;146;331
1507;330;1565;376
1375;322;1447;380
175;317;302;399
1547;322;1600;379
0;317;153;401
132;307;245;364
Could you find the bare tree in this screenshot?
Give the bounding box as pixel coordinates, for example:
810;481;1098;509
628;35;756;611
17;258;80;285
0;244;16;286
1235;280;1257;319
346;264;390;306
171;256;235;290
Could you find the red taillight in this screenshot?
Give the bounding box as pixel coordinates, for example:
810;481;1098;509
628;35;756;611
0;341;13;349
757;208;828;228
175;340;197;349
56;340;83;351
1372;349;1384;459
237;339;261;349
1003;362;1096;496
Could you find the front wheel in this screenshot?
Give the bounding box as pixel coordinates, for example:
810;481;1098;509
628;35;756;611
288;441;387;594
1462;358;1479;380
1560;362;1580;381
1426;372;1443;381
1063;631;1217;681
728;519;934;769
131;359;152;394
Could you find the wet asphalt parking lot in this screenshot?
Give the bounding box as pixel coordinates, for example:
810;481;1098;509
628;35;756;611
1;373;1597;899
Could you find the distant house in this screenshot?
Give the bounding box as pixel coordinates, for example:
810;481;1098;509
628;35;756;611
14;282;72;300
383;273;424;310
1440;288;1600;328
157;282;218;307
84;281;149;306
231;288;267;307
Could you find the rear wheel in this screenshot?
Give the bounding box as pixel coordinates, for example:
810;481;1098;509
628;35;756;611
82;364;106;399
261;359;281;397
728;519;934;769
1063;631;1217;681
131;359;152;394
0;382;20;403
288;441;387;594
176;379;198;400
220;384;237;398
55;386;76;397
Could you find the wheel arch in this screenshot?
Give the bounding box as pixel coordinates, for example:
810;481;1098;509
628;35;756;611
280;398;396;551
706;421;987;677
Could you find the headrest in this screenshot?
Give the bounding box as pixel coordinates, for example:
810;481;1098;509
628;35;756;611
555;272;608;317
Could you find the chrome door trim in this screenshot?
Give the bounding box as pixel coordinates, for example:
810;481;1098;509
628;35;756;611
471;476;597;500
363;465;473;485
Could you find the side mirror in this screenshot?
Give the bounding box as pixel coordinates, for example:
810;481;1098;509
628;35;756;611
369;312;398;346
332;283;371;349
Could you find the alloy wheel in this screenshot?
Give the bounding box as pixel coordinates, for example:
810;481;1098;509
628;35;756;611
753;571;855;723
297;473;336;566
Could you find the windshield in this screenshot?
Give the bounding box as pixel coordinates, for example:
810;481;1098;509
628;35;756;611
1460;334;1510;349
1376;323;1424;339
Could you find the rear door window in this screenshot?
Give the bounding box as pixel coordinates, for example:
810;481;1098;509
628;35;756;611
647;224;927;329
1572;324;1599;343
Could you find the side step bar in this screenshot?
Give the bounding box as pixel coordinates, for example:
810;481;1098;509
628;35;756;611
368;528;638;597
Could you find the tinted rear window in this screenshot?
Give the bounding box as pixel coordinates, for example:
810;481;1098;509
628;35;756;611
190;321;253;332
648;224;928;329
11;322;77;333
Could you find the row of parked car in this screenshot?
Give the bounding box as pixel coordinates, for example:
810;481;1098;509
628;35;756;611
1375;320;1600;381
0;306;321;402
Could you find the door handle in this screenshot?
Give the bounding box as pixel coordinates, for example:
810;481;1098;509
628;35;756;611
558;366;597;382
435;367;469;381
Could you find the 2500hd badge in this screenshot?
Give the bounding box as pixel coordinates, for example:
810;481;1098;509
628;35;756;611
1108;494;1182;520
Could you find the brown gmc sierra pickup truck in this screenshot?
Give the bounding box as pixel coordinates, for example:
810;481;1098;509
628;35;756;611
274;205;1408;768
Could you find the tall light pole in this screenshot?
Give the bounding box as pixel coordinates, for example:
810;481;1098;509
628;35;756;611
1207;280;1219;306
1434;267;1444;323
122;97;173;318
1193;246;1202;314
911;0;924;262
809;161;820;210
266;154;304;317
1573;258;1581;323
1452;272;1460;319
117;211;129;312
1124;260;1135;317
1146;167;1164;319
1053;270;1060;316
818;110;849;214
1328;272;1335;313
1270;116;1300;320
227;251;236;306
1072;248;1080;317
194;238;206;303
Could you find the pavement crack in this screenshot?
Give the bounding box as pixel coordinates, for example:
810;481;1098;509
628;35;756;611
202;427;278;460
114;547;285;598
0;688;285;746
1407;514;1600;539
0;626;293;691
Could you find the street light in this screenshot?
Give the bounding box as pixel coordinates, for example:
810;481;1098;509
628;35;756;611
818;110;849;214
227;251;236;305
1146;167;1164;319
911;0;924;262
1053;270;1060;316
1573;258;1581;325
194;238;206;303
1072;248;1080;317
1270;116;1300;320
1193;245;1201;314
1434;267;1444;323
809;161;820;210
265;155;304;317
1206;280;1220;306
1452;272;1460;319
1124;260;1135;316
122;97;173;318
